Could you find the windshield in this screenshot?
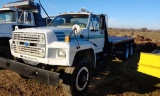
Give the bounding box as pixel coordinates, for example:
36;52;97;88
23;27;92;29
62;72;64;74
0;10;16;23
48;14;89;28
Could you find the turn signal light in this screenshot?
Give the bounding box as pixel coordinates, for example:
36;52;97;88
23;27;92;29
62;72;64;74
65;36;70;42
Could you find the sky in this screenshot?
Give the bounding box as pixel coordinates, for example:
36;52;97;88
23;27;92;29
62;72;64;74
0;0;160;30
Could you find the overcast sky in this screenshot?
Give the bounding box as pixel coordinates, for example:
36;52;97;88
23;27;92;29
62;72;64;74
1;0;160;30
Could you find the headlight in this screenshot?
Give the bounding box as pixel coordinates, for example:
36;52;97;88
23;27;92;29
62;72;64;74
57;49;66;58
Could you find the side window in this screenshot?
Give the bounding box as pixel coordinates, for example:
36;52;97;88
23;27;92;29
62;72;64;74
18;11;33;24
90;15;100;31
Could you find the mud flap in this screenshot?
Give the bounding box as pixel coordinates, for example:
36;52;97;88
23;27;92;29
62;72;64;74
138;52;160;78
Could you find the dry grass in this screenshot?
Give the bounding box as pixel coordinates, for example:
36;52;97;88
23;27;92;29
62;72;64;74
108;28;160;43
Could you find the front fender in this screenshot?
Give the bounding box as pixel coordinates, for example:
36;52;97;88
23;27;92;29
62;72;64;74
69;40;96;66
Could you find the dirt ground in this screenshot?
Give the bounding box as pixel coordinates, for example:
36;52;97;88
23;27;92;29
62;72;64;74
0;31;160;96
0;47;160;96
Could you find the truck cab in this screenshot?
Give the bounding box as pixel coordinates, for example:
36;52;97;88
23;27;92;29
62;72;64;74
0;0;48;58
0;7;35;38
49;12;105;52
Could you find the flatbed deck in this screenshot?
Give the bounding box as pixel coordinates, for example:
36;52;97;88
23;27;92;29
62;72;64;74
108;36;134;44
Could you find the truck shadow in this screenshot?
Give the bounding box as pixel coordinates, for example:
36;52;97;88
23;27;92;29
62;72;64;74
86;43;160;96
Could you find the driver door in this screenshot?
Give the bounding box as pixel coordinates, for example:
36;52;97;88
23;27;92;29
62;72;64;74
89;15;104;53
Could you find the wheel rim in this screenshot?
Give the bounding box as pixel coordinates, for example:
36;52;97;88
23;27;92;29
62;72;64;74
76;66;89;91
125;45;129;59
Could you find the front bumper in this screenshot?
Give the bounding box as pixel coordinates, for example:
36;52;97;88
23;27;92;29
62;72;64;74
0;57;60;86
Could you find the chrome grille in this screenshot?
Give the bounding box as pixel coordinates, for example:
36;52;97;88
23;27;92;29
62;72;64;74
13;33;45;43
12;32;46;58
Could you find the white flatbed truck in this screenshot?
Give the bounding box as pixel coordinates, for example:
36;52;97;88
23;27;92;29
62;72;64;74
0;9;134;96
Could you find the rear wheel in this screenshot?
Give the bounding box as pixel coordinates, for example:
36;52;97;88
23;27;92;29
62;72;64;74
63;59;91;96
129;43;134;56
122;44;129;60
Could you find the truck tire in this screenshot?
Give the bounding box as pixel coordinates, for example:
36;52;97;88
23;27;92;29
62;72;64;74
0;46;13;69
129;43;134;56
0;46;13;59
63;59;91;96
122;44;129;60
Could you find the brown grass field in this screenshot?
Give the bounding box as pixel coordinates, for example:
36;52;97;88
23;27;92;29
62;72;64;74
0;28;160;96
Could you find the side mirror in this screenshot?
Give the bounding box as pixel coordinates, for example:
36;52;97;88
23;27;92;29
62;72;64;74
72;24;81;34
99;15;105;29
24;11;28;22
15;26;19;30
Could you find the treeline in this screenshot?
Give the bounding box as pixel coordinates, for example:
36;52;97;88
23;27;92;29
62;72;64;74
108;27;160;32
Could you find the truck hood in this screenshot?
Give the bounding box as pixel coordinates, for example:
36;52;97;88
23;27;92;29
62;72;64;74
14;26;72;33
13;26;74;42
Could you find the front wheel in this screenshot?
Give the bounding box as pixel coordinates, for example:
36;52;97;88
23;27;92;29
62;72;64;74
0;46;13;59
0;46;13;70
63;59;91;96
